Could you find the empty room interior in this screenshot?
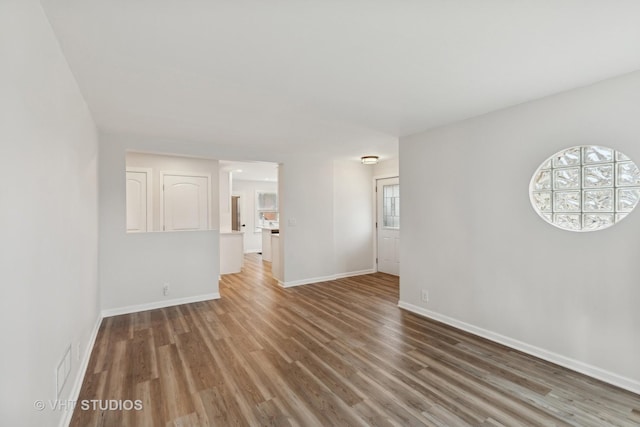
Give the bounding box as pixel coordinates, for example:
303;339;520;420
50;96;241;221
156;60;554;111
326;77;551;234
3;1;640;426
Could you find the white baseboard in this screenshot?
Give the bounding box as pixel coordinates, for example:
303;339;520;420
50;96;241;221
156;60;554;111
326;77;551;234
102;293;221;317
279;274;335;288
333;268;376;279
398;301;640;395
279;269;377;288
59;292;222;426
59;314;102;427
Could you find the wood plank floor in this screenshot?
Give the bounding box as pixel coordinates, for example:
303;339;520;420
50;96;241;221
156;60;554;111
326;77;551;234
71;254;640;426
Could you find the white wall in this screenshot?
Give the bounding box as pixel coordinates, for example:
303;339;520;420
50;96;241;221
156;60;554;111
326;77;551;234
104;133;386;295
333;160;375;275
278;159;336;284
400;70;640;392
219;170;232;232
0;1;99;425
231;179;278;253
101;137;221;313
374;157;399;177
126;151;220;232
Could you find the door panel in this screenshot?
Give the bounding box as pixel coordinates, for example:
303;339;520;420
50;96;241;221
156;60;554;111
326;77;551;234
126;170;150;232
162;174;209;231
377;177;400;275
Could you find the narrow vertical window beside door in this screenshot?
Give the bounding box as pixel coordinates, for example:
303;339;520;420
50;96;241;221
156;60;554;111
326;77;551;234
383;184;400;228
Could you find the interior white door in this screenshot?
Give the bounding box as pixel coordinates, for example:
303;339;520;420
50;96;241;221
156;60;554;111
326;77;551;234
126;170;151;232
162;173;210;231
377;177;400;275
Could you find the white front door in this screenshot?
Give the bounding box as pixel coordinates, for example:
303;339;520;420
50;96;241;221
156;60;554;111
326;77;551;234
162;173;210;231
126;169;152;232
377;177;400;275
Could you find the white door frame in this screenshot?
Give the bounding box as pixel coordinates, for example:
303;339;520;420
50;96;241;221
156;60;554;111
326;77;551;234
372;174;399;273
126;167;153;232
159;171;212;231
232;190;248;235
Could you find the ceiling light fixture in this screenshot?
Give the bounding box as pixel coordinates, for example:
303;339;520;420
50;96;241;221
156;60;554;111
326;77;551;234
361;155;379;165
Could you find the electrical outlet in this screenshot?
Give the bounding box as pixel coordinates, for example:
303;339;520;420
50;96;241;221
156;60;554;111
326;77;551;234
421;289;429;302
75;342;80;362
163;283;170;296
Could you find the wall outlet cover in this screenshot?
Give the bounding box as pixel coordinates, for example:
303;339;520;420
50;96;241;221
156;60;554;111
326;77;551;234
421;290;429;302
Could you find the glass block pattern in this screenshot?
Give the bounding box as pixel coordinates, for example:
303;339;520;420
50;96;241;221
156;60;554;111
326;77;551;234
583;189;613;212
616;162;640;186
617;188;640;212
554;214;581;231
532;170;551;190
583;214;614;231
583;164;613;188
553;168;580;190
529;145;640;231
532;192;551;212
383;184;399;228
554;191;581;212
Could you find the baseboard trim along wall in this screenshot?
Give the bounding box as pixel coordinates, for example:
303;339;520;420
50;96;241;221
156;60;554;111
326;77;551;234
279;269;377;288
60;292;221;426
398;301;640;396
59;315;102;427
333;269;377;280
102;293;221;318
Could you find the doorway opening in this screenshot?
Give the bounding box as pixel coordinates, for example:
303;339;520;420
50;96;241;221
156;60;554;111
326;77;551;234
219;160;281;281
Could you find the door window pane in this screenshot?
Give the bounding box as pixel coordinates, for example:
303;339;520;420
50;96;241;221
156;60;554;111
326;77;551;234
383;184;400;228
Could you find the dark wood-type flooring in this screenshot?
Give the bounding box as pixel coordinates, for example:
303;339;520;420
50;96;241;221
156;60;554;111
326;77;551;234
71;254;640;426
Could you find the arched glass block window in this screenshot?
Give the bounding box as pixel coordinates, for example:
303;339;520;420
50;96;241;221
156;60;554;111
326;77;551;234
530;145;640;231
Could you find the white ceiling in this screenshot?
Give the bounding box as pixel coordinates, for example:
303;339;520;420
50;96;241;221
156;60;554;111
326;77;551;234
219;160;278;182
41;1;640;160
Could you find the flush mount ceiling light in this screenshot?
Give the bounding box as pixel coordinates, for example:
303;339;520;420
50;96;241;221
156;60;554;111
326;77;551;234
361;155;379;165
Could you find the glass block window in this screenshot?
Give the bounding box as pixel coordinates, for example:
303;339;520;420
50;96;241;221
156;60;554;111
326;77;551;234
530;145;640;231
383;184;400;228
